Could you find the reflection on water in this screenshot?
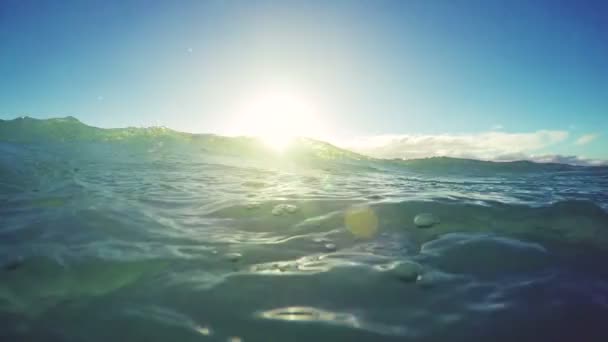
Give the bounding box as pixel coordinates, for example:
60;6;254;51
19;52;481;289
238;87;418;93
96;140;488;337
125;306;212;336
257;306;415;337
258;306;358;325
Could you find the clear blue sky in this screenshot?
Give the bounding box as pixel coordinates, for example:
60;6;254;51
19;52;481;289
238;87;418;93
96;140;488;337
1;0;606;158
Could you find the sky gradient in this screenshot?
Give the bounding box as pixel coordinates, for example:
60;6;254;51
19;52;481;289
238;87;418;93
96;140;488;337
1;0;606;160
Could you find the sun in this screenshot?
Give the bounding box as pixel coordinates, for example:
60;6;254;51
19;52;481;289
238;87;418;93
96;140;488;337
232;89;325;151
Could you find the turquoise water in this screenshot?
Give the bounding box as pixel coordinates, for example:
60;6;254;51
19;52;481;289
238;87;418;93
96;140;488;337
1;117;608;341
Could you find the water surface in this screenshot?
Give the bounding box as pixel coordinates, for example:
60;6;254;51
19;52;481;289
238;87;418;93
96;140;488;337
1;118;608;341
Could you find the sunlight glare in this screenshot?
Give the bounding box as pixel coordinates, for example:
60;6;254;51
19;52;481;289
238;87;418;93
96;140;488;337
233;89;325;152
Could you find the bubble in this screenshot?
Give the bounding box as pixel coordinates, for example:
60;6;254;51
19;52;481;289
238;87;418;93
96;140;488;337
414;213;440;228
391;261;423;282
324;243;337;251
345;205;379;238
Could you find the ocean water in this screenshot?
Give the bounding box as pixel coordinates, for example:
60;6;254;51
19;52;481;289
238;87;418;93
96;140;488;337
1;117;608;341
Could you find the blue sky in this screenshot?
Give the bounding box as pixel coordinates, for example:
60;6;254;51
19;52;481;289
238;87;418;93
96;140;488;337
0;0;606;160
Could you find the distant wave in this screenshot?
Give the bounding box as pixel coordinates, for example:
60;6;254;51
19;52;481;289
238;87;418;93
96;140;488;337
1;116;605;174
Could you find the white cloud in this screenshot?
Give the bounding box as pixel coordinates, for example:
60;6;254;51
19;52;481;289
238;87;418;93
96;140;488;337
491;152;606;166
575;133;598;145
340;130;570;161
523;154;607;166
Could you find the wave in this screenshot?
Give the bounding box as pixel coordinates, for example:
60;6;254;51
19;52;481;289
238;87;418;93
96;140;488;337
1;116;606;174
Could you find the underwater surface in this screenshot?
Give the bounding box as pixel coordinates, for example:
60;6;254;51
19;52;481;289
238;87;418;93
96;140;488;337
1;117;608;341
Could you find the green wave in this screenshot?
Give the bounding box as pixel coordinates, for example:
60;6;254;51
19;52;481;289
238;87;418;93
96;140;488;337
1;116;603;173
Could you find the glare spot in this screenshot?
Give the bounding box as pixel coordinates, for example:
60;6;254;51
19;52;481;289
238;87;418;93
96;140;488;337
230;87;328;152
345;205;379;238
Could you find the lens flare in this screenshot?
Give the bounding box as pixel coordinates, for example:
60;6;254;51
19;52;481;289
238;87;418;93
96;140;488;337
345;205;379;238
